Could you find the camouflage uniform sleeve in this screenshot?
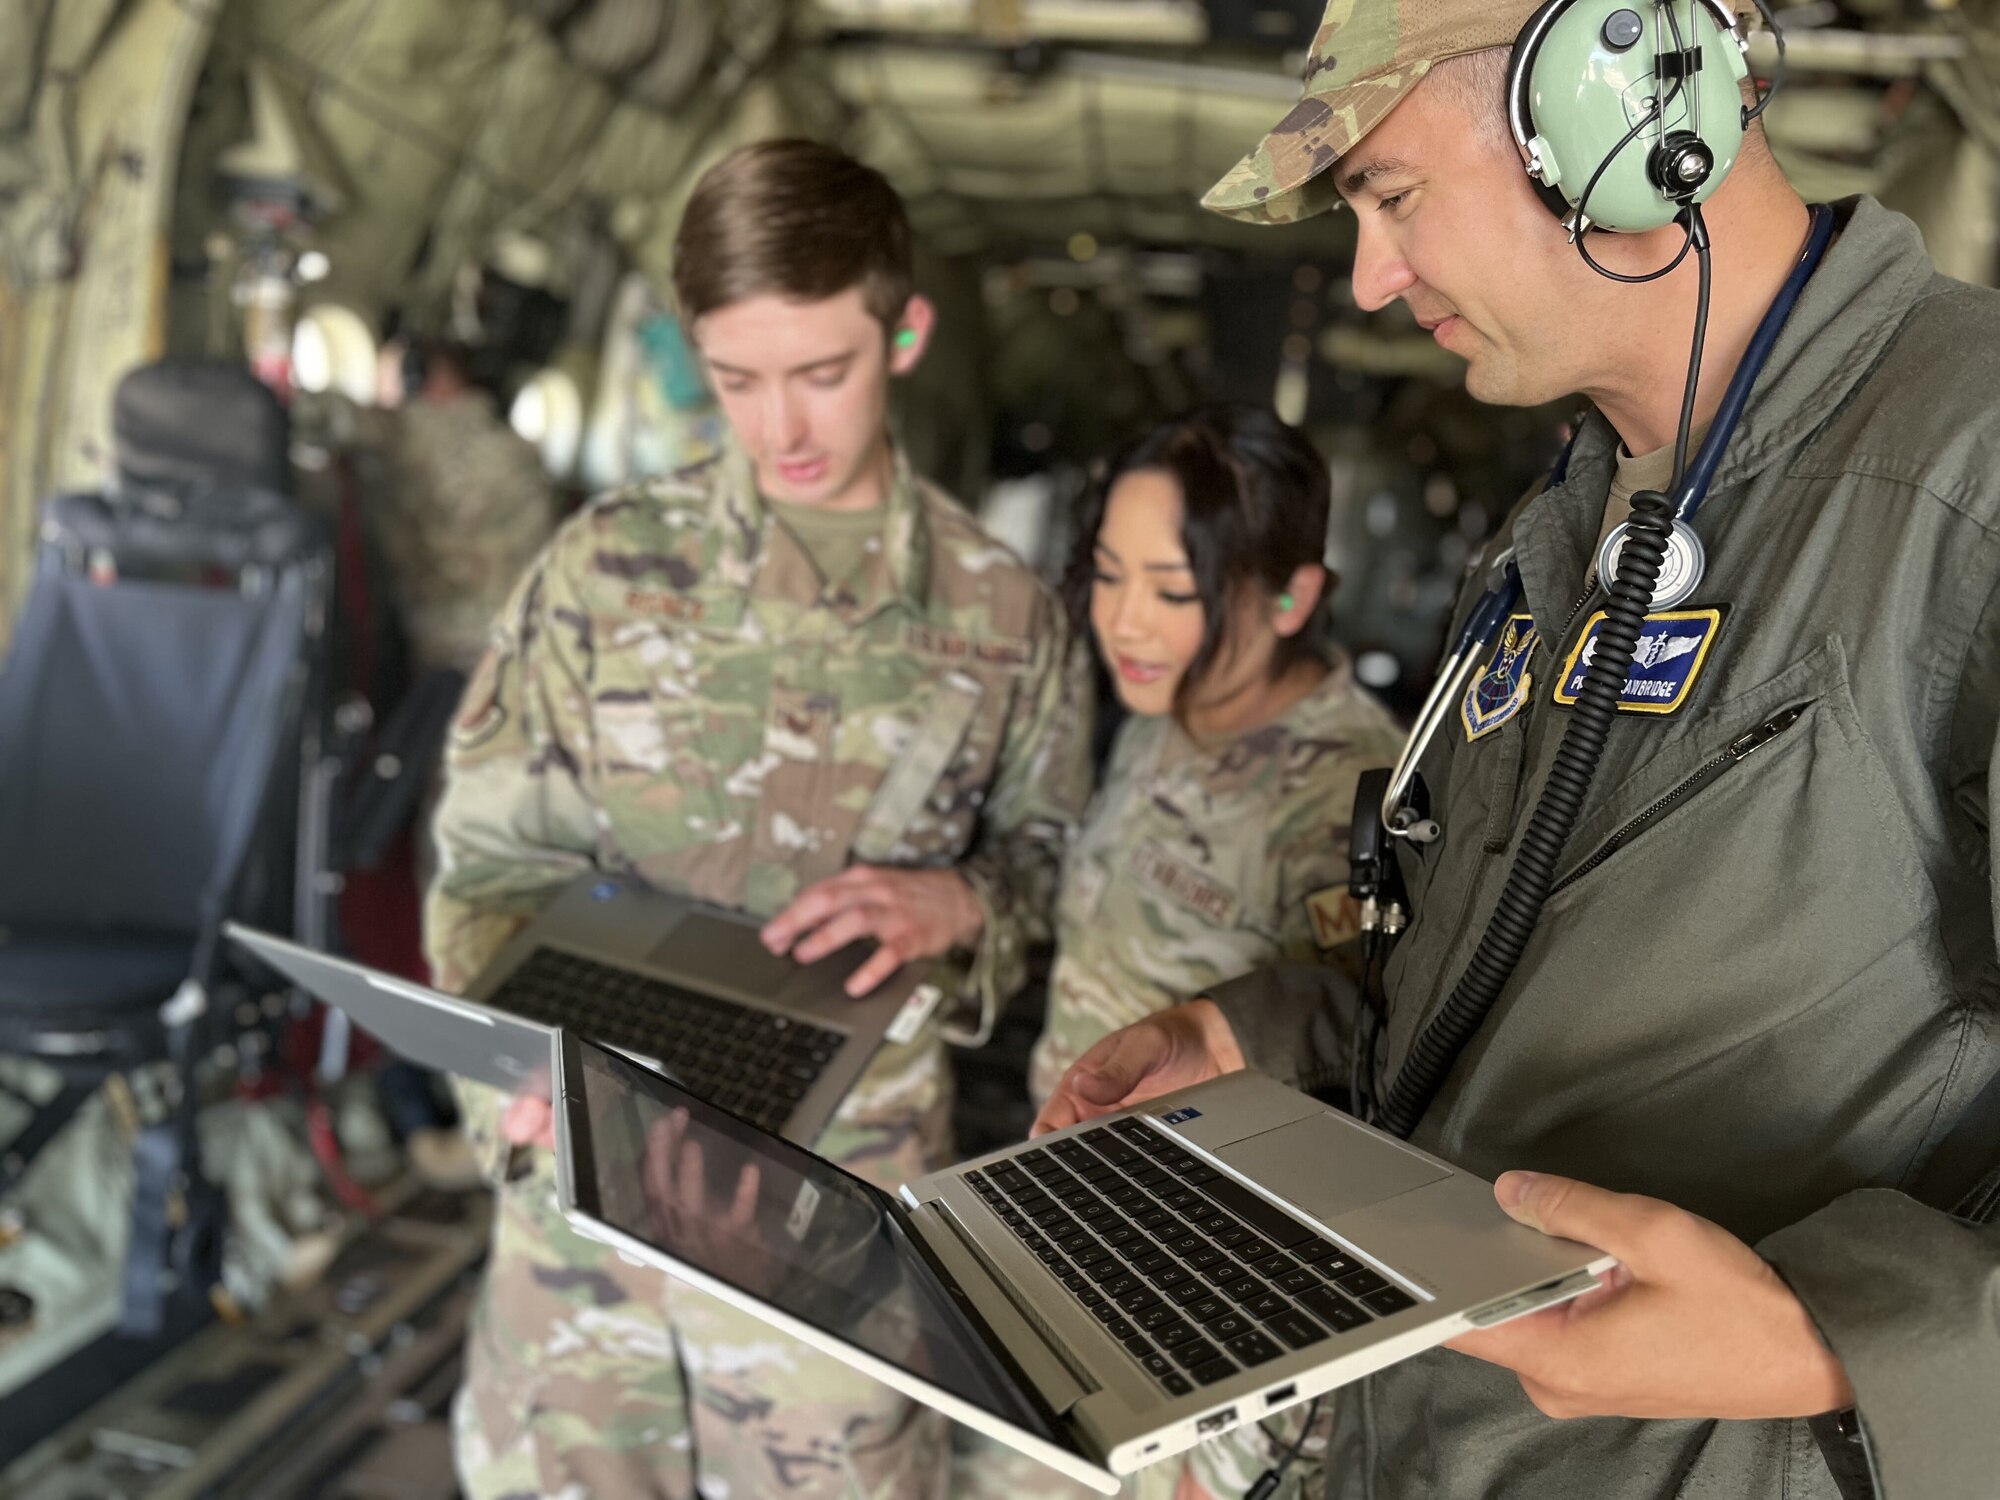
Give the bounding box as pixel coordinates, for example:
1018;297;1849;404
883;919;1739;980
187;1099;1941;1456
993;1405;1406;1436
1271;723;1405;959
1271;786;1365;961
423;523;602;1180
942;613;1095;1048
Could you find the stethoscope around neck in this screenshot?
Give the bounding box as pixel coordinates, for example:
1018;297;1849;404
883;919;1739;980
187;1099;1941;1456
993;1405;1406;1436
1378;201;1835;846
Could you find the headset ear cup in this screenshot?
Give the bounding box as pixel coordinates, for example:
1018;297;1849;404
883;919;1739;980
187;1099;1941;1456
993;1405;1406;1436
1509;0;1747;234
1508;0;1587;223
1527;166;1582;223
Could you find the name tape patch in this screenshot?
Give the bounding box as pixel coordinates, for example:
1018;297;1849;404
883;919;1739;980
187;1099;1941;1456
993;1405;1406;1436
624;589;706;623
1132;841;1238;927
903;622;1032;669
1553;607;1725;715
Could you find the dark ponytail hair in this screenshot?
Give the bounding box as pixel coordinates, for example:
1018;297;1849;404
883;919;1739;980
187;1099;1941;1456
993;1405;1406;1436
1064;403;1332;720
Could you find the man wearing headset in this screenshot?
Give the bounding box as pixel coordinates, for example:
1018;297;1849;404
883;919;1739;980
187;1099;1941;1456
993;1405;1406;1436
1036;2;2000;1498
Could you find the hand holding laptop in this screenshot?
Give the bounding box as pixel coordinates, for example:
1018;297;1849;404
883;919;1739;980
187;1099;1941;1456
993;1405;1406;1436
761;866;985;997
1443;1171;1855;1422
556;1042;1614;1491
502;1091;558;1152
1038;1004;1852;1428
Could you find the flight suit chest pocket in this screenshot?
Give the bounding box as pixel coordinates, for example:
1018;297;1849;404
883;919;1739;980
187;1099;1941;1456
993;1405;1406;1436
850;671;986;865
1395;701;1526;918
1541;634;1920;916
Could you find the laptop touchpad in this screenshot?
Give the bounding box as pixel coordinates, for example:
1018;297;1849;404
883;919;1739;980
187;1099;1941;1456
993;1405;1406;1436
650;912;802;999
1217;1114;1449;1223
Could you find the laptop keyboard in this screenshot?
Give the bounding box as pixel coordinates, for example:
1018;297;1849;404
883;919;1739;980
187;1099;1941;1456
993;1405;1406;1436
966;1117;1418;1397
490;947;843;1133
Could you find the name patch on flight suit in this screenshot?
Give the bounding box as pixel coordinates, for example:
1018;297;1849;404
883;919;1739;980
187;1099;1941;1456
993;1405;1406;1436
1553;607;1725;714
1461;613;1539;742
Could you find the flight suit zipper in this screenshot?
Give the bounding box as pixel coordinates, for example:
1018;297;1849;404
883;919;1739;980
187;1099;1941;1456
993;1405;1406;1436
1547;702;1809;899
1558;578;1599;648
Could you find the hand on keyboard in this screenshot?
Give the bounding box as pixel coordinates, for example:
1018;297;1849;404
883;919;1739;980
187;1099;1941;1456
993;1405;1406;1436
1033;999;1247;1137
761;865;985;997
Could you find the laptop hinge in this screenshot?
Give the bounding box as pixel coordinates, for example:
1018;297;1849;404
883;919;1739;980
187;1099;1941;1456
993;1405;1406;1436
904;1199;1097;1417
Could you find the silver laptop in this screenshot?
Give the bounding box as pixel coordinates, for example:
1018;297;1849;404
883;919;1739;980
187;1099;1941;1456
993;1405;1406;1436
553;1032;1614;1493
227;872;942;1145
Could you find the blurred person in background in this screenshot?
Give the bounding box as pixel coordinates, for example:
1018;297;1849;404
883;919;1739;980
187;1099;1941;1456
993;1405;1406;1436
374;337;559;680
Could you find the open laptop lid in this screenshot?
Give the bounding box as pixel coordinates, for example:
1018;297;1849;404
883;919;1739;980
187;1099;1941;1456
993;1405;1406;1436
554;1033;1117;1494
225;924;554;1094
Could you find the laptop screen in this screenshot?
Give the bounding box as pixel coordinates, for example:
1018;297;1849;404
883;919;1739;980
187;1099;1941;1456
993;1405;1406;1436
565;1037;1071;1447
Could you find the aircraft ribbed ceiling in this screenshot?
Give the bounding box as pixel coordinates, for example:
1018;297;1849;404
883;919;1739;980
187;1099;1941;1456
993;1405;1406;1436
497;0;1355;256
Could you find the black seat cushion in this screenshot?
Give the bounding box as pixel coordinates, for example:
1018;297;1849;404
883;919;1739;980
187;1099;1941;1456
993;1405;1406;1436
0;926;193;1022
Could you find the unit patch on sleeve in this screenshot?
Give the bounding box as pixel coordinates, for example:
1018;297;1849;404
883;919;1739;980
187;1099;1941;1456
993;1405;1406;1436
1461;613;1540;742
1305;885;1361;950
1553;607;1725;715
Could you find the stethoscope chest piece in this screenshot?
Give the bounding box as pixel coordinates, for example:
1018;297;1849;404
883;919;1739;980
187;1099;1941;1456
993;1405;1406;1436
1597;517;1706;611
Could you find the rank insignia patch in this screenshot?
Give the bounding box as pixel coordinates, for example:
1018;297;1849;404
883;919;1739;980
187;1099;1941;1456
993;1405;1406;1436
1554;607;1725;715
1462;613;1540;742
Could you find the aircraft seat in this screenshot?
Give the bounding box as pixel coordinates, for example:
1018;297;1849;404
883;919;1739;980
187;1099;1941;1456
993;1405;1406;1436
0;360;329;1340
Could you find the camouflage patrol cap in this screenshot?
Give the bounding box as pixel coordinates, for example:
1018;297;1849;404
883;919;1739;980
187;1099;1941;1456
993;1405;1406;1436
1203;0;1545;225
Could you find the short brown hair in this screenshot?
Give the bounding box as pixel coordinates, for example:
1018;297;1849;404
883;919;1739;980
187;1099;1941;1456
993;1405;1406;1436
671;139;914;334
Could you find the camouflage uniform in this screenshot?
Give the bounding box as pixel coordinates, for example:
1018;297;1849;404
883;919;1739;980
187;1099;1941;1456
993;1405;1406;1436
376;391;558;673
426;440;1091;1500
1031;659;1402;1500
1199;3;1529;228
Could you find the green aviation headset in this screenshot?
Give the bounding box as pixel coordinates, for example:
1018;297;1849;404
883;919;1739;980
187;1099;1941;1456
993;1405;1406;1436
1506;0;1764;236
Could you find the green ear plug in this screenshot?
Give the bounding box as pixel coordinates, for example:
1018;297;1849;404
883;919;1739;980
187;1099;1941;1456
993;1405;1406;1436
895;328;918;349
1278;593;1295;612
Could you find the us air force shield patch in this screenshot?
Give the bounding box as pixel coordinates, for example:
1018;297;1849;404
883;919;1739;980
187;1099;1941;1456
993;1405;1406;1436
1462;613;1539;742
